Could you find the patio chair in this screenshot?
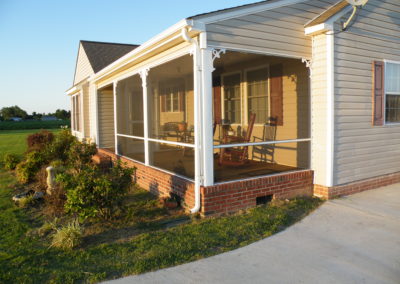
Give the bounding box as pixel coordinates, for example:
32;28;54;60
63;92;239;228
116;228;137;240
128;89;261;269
218;113;256;166
252;117;277;163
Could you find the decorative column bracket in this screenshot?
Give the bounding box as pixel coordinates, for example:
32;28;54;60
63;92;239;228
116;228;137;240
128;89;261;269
139;68;150;87
302;58;313;77
211;48;226;71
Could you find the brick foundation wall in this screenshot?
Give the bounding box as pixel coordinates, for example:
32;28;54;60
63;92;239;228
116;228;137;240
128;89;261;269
97;149;196;210
201;170;314;216
314;172;400;199
97;148;314;216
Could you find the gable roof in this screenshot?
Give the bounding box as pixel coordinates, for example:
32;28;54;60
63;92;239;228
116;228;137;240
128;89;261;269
305;0;349;28
80;40;139;73
189;0;269;19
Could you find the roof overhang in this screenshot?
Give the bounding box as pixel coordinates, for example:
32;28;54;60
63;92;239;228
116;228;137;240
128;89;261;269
65;77;88;95
304;23;334;36
89;19;205;85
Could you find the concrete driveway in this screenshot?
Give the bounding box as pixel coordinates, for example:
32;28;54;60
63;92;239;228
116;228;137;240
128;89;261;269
107;184;400;284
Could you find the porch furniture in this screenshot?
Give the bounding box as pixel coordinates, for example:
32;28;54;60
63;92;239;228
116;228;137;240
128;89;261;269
218;113;256;166
252;117;277;163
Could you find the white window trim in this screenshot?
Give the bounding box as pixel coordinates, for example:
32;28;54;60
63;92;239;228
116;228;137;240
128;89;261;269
384;60;400;126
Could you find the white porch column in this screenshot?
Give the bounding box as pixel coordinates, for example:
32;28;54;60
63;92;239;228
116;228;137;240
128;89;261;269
140;69;150;166
113;81;119;155
200;45;214;186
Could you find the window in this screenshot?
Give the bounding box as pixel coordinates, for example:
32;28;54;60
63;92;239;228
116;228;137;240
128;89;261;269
385;62;400;123
72;94;81;132
247;68;269;124
223;73;241;124
160;85;184;113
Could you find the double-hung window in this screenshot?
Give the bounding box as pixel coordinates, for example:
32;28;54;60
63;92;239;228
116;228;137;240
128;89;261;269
247;67;269;124
160;85;184;113
223;73;241;124
385;62;400;123
72;94;81;132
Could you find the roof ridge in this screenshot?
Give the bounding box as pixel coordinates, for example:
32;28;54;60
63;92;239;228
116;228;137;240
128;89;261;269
80;40;139;47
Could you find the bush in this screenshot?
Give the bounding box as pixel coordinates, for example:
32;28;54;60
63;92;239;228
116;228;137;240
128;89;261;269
27;130;54;152
45;129;76;162
2;153;20;170
50;219;82;249
67;141;97;172
57;162;134;220
15;151;46;184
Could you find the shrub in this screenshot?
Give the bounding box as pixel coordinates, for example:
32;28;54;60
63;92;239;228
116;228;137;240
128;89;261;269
45;129;76;162
15;151;46;184
67;141;97;172
27;130;54;152
50;219;82;249
2;153;20;170
57;162;134;220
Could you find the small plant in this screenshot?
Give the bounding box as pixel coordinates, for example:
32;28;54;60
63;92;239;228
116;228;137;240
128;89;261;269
38;218;59;237
27;130;54;152
18;195;35;208
2;153;20;170
50;219;82;250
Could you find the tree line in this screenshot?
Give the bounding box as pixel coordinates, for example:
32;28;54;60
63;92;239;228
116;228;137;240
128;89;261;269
0;106;70;121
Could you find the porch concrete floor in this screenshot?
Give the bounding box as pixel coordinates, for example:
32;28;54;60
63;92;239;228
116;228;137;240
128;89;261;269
106;183;400;284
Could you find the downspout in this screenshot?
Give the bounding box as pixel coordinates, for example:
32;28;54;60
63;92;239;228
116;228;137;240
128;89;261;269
181;27;202;214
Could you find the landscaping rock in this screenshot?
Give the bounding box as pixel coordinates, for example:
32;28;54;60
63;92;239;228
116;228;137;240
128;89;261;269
12;190;35;202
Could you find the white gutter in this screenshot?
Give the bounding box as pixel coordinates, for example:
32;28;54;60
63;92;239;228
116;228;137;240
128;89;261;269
181;27;202;214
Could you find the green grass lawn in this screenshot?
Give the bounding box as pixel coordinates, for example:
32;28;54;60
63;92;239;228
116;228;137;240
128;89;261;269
0;130;323;283
0;129;60;160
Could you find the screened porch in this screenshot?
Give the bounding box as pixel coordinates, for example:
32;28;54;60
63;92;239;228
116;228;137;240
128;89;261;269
97;49;311;185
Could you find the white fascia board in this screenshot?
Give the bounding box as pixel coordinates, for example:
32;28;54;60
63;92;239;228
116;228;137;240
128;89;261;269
304;23;333;36
90;19;205;83
192;0;306;24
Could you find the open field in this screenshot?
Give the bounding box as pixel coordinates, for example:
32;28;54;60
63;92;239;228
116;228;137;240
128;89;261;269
0;120;69;130
0;130;322;283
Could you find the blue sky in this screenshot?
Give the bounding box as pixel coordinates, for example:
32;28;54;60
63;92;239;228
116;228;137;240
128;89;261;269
0;0;256;114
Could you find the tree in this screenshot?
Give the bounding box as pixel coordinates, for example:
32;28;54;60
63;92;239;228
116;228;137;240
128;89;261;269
54;109;70;120
0;106;28;120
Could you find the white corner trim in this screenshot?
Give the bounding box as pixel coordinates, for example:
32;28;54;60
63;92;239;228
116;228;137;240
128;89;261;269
304;23;333;36
326;32;335;187
193;0;307;24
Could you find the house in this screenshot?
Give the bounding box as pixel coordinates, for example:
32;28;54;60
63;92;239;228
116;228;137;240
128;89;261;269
66;0;400;216
41;116;57;121
9;117;23;122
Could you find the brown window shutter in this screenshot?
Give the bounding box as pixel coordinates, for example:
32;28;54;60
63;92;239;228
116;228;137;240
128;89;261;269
160;94;166;112
373;61;385;126
213;76;222;124
270;64;283;126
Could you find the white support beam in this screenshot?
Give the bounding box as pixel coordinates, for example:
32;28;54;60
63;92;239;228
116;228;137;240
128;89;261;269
200;46;214;186
113;81;119;155
140;68;150;166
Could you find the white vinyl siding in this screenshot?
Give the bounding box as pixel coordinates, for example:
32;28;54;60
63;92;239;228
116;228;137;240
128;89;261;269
333;0;400;185
205;0;338;59
74;44;94;85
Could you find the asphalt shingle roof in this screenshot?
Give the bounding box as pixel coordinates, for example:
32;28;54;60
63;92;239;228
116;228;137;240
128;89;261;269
81;40;139;73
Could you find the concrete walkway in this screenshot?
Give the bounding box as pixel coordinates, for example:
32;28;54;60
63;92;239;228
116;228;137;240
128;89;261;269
107;184;400;284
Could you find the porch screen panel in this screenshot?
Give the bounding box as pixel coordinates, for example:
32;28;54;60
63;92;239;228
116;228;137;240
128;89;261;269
223;73;241;124
147;55;194;144
247;68;269;124
116;75;144;137
117;136;145;163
